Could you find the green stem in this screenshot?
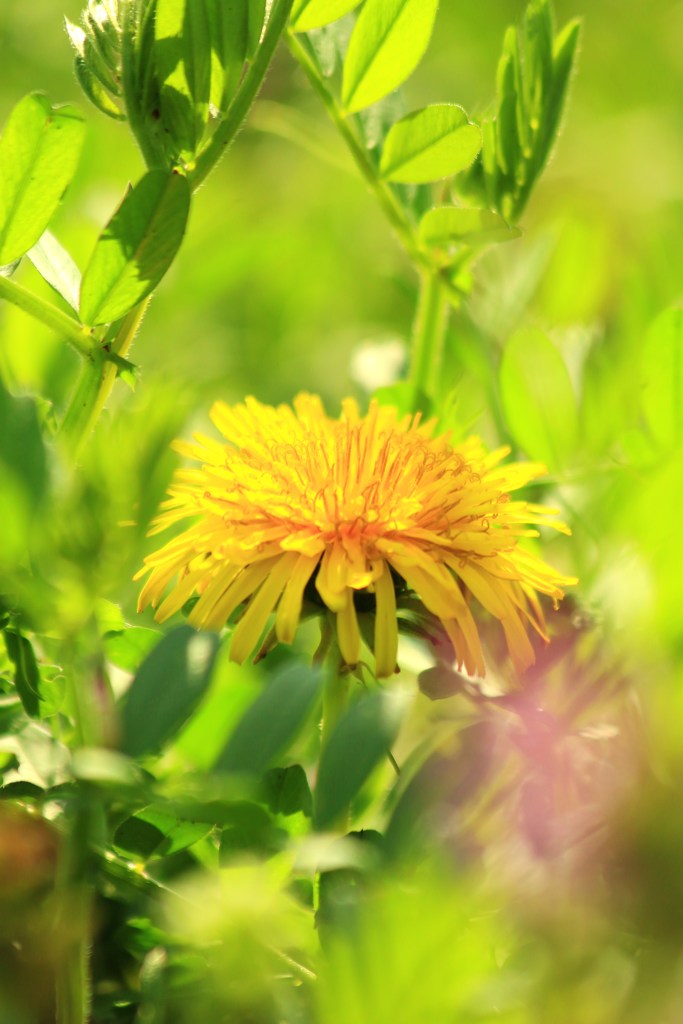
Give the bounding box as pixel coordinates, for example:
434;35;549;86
55;792;95;1024
0;275;95;357
60;300;148;456
320;667;349;753
121;1;165;169
408;269;449;400
287;31;426;269
190;0;295;190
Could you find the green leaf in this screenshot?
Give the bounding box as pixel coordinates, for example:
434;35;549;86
247;0;267;59
104;627;162;672
342;0;439;114
73;56;126;121
79;170;191;326
205;0;247;107
0;379;48;511
215;661;323;776
379;105;481;184
535;18;581;174
419;206;520;250
115;805;212;858
499;326;578;471
314;690;405;830
27;230;81;311
290;0;362;33
641;307;683;449
0;93;85;265
120;626;219;758
155;0;212;157
263;764;313;819
3;630;41;719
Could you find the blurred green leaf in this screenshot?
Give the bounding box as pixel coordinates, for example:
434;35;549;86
120;626;219;758
499;326;578;470
290;0;362;33
3;630;41;719
215;660;322;776
263;764;313;818
0;92;85;265
380;105;481;184
314;690;405;830
115;804;212;858
104;626;162;673
0;379;48;510
342;0;439;114
640;307;683;450
419;206;520;250
79;170;191;326
27;230;81;312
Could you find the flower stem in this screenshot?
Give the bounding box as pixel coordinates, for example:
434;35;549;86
59;299;148;457
0;275;95;357
190;0;295;190
408;269;449;401
287;31;426;270
320;666;349;754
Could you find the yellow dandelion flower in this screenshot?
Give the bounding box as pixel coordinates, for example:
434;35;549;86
136;394;576;678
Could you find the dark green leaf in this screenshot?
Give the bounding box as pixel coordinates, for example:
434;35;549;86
263;764;313;818
215;661;322;776
79;170;191;325
290;0;362;33
380;105;481;184
3;630;41;718
0;93;85;265
499;326;578;470
120;626;219;757
342;0;439;114
0;379;48;511
247;0;267;59
314;690;405;830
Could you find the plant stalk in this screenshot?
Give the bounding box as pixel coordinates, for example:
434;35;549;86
0;275;95;357
287;31;427;270
59;299;148;456
408;269;449;400
190;0;296;190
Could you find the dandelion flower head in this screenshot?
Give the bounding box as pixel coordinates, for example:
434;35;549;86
136;394;576;678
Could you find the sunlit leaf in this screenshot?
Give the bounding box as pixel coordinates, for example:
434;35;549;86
290;0;362;33
79;170;191;326
155;0;212;156
27;230;81;312
499;326;578;470
380;105;481;184
342;0;439;114
419;206;520;249
120;626;219;757
0;93;85;265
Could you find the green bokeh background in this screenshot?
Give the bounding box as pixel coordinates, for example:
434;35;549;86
2;4;683;1021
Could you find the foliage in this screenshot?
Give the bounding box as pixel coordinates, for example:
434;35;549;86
1;0;683;1022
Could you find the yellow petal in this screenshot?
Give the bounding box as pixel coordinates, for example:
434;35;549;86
230;553;299;664
275;553;320;644
374;561;398;678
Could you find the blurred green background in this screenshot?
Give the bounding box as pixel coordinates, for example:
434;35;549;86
3;0;682;409
3;4;683;1022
